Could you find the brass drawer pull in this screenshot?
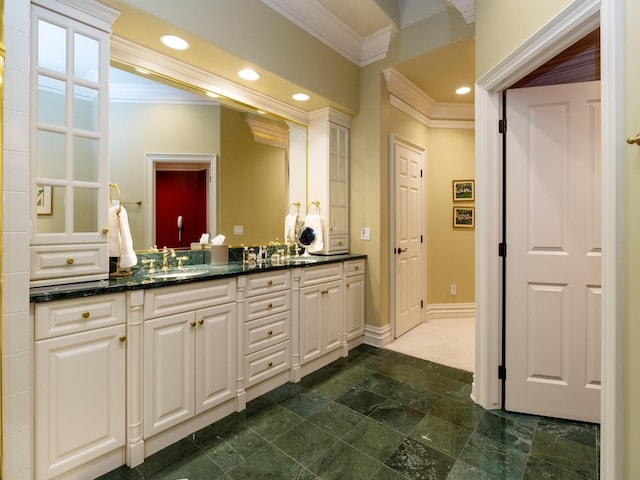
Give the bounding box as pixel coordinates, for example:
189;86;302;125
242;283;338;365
66;257;75;265
321;289;329;294
267;361;273;368
354;266;360;271
267;280;273;286
267;330;273;336
119;335;126;343
267;303;273;308
81;311;90;319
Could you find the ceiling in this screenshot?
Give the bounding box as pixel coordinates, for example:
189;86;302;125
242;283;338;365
261;0;476;104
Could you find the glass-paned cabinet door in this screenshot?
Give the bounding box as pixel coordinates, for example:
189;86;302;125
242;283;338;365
328;124;348;234
30;5;109;244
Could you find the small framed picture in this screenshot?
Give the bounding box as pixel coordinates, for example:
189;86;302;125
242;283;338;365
453;206;474;229
36;185;52;215
453;179;474;202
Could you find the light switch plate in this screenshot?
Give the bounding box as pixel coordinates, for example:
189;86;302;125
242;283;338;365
360;227;371;241
233;225;244;235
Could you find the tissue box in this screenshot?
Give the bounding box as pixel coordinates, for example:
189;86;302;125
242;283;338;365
204;244;229;265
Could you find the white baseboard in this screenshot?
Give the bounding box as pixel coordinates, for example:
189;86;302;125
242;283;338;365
363;323;393;348
424;302;475;321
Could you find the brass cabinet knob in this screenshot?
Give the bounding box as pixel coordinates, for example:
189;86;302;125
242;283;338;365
267;330;273;336
66;257;75;265
267;303;273;308
119;335;126;343
102;227;109;234
267;280;273;286
81;311;90;319
198;319;204;325
354;266;360;271
267;361;273;368
346;284;350;288
190;321;196;327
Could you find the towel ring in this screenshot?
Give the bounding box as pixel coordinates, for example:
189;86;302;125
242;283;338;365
108;182;123;215
307;200;321;214
288;201;300;215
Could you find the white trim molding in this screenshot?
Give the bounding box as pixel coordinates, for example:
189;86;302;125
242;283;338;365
424;303;475;321
383;68;474;129
363;324;393;348
261;0;398;67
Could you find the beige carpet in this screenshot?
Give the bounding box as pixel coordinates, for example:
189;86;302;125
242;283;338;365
385;318;475;372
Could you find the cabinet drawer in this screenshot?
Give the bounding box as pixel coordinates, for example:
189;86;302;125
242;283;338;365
244;341;290;387
244;312;290;354
30;244;109;284
144;278;235;320
345;259;365;277
35;294;125;340
244;290;291;322
299;263;343;286
243;270;290;297
327;235;348;253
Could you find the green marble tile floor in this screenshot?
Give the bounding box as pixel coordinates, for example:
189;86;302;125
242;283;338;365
99;345;599;480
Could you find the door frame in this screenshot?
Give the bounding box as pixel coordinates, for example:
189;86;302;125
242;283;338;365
389;134;426;339
474;0;622;477
145;153;217;249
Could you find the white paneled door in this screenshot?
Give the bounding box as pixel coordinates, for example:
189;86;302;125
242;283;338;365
505;81;601;423
393;136;425;337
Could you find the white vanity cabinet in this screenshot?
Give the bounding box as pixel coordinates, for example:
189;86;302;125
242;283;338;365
142;279;236;439
344;259;366;349
34;294;127;480
308;108;351;254
29;1;119;285
239;270;292;402
298;263;344;366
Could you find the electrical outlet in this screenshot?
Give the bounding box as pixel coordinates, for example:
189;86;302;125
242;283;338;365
360;227;371;241
450;282;457;295
233;225;243;235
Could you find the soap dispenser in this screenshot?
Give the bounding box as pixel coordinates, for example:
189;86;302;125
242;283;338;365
243;246;249;264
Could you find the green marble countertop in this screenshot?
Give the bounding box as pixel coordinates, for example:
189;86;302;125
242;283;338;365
30;254;366;303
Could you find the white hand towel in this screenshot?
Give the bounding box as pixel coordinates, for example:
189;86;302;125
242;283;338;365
108;205;137;268
284;213;299;244
304;213;324;253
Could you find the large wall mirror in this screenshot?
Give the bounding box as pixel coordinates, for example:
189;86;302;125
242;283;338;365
108;40;308;251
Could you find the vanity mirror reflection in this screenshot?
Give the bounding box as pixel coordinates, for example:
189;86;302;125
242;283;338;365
109;63;307;251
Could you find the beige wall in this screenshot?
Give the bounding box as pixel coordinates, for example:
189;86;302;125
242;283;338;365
475;0;574;78
219;107;285;246
427;128;475;303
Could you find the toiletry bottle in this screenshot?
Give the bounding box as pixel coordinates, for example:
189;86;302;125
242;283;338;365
257;246;263;264
248;248;256;264
243;246;249;263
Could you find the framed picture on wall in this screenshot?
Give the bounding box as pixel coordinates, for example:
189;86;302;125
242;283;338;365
36;185;52;215
453;206;474;229
453;179;474;202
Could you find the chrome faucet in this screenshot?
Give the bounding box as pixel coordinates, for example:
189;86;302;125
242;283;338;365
161;247;175;272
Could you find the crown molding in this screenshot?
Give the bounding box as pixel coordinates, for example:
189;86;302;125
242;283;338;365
32;0;120;32
261;0;398;67
245;114;289;149
383;67;474;127
444;0;475;24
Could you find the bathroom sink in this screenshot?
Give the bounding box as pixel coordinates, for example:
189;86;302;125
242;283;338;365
146;266;212;280
283;256;321;264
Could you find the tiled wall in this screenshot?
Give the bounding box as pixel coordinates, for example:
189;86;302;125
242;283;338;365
3;1;32;478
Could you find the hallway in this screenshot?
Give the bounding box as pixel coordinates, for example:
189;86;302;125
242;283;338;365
386;318;475;372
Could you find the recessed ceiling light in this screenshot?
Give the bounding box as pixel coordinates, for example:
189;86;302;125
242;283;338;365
161;34;189;50
238;69;260;81
456;86;471;95
292;93;310;102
